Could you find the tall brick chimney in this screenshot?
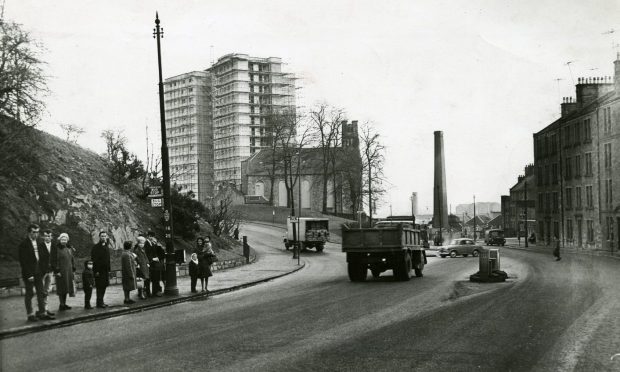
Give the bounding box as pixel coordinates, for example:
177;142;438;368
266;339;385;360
433;131;448;231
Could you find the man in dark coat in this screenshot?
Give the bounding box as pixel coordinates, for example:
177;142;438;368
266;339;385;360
91;231;111;308
145;231;166;297
18;224;54;321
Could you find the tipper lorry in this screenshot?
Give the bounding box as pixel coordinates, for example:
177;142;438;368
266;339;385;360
341;223;426;281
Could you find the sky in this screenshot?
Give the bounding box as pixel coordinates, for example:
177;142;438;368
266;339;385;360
6;0;620;217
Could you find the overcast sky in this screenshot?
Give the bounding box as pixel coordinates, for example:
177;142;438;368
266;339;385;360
7;0;620;217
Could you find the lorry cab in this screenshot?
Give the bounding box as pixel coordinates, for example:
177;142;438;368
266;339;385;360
484;229;506;246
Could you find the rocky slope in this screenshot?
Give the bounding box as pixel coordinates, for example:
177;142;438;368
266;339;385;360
0;118;230;278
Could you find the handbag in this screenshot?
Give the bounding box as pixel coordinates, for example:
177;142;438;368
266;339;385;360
136;277;144;289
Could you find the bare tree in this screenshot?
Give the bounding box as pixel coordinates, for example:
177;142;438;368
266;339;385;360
59;123;85;143
263;109;292;204
309;103;345;213
275;108;313;216
360;122;386;222
0;20;48;126
100;129;127;161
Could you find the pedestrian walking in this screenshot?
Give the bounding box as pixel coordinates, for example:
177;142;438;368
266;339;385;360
233;226;239;240
18;223;54;321
553;236;561;261
82;260;95;309
134;236;150;299
40;229;55;317
197;235;217;293
121;241;137;304
51;233;76;311
91;231;111;308
189;253;199;293
145;231;165;297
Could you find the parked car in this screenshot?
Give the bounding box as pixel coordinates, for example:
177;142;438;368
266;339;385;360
484;229;506;246
438;238;483;258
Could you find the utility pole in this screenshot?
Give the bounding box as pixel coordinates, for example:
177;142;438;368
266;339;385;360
473;195;477;242
153;12;178;295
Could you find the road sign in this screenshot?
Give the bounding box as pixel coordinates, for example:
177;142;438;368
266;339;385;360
150;198;162;208
163;209;170;222
148;186;163;198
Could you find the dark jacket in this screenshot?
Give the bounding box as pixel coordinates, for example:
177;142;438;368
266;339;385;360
91;240;111;286
145;240;165;271
18;238;49;280
82;267;95;290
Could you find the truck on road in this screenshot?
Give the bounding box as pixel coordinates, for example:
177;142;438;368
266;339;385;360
284;217;330;252
341;223;426;281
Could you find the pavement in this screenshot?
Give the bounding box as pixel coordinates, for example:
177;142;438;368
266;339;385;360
502;237;620;260
0;240;304;340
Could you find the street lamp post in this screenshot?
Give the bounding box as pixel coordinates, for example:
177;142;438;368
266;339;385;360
473;195;477;242
153;12;178;295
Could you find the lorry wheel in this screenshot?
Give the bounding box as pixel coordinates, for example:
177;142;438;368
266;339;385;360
440;255;447;258
394;253;411;281
316;244;324;253
414;268;423;277
348;263;367;282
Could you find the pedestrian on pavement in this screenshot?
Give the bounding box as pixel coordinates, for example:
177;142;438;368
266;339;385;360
51;233;76;311
198;235;216;293
189;252;199;293
18;223;54;322
134;236;150;299
82;260;95;309
553;235;561;261
121;241;137;304
91;231;111;308
146;231;165;297
40;229;56;317
233;226;239;240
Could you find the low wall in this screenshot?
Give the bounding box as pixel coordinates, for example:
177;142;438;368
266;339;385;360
0;252;255;298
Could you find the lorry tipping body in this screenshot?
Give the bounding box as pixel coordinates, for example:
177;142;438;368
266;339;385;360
342;224;426;282
284;217;330;252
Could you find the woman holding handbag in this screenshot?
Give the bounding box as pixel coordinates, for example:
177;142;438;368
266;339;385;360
51;233;76;311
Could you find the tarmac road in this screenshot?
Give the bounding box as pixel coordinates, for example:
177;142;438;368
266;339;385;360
2;223;620;371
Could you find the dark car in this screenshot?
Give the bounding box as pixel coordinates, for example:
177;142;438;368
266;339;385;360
438;238;483;258
484;229;506;246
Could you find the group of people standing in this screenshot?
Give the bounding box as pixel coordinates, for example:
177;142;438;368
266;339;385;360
18;224;167;322
118;232;167;304
189;236;217;293
18;224;77;321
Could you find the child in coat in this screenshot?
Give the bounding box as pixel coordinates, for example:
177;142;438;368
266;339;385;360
189;253;199;293
82;260;95;309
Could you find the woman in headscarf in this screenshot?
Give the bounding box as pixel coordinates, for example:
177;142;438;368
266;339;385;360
133;236;150;299
121;241;137;304
51;232;76;311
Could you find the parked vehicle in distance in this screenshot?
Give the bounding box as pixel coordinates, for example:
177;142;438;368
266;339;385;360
284;217;330;252
438;238;483;258
484;229;506;246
